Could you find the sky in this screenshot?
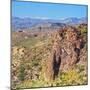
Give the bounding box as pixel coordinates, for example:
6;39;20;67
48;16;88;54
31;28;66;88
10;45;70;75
12;0;88;19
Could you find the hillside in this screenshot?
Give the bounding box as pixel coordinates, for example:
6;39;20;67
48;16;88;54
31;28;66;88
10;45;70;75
11;23;87;89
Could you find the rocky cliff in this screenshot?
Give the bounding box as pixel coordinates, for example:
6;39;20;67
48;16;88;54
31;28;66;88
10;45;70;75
11;24;87;89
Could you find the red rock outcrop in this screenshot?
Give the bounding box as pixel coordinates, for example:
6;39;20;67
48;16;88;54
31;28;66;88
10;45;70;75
46;26;84;80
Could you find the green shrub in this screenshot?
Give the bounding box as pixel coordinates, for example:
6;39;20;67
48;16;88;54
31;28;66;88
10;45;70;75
18;64;25;81
81;28;87;34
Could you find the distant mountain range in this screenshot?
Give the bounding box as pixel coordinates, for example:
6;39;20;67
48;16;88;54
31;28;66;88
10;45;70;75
12;17;87;31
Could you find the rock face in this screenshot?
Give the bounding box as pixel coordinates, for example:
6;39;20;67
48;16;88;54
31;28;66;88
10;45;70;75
46;26;84;80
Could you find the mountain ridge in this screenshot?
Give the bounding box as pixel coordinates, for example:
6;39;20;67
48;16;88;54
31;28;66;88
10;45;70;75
12;17;87;31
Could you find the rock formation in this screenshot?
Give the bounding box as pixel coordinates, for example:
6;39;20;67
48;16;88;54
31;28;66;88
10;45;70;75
12;24;87;89
46;26;84;81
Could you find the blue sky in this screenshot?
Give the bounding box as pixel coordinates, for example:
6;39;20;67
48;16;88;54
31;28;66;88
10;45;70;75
12;1;87;19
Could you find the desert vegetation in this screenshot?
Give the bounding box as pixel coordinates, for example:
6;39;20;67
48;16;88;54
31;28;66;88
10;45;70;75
11;23;87;89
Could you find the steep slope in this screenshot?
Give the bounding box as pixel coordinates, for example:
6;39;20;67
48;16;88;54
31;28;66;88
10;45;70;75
11;24;87;89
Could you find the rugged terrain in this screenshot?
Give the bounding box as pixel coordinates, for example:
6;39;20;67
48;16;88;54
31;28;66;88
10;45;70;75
12;17;87;31
11;23;87;89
